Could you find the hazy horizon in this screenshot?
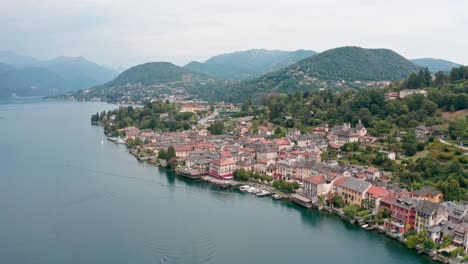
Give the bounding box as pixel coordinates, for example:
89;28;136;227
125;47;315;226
1;0;467;68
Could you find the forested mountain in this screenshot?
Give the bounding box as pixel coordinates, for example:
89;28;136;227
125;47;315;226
184;49;317;80
0;67;68;97
208;47;421;102
411;58;461;72
0;51;118;97
70;62;228;102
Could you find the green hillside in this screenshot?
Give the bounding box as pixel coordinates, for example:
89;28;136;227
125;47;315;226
212;47;421;102
71;62;227;102
184;49;317;80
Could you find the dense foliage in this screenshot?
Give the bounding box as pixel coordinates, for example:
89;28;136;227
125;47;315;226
90;101;199;135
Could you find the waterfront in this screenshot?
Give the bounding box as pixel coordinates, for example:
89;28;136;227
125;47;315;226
0;98;437;264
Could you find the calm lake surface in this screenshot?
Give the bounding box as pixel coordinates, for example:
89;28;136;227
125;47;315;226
0;98;437;264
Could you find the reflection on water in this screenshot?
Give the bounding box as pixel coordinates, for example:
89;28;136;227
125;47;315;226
0;99;436;264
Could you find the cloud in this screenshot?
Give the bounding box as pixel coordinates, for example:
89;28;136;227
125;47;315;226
0;0;467;67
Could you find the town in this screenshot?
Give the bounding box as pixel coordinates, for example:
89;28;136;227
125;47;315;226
92;98;468;264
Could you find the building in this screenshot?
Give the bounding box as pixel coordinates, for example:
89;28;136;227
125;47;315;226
445;203;468;224
303;175;325;203
387;197;420;233
174;145;193;158
364;167;380;180
412;186;444;203
329;121;367;145
180;103;210;112
208;159;236;179
399;89;427;99
415;200;448;234
385;92;399;100
363;185;389;213
338;178;372;206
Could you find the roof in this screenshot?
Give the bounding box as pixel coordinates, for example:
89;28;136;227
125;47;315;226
210;158;235;166
380;192;396;205
341;178;372;193
415;200;440;216
393;196;420;210
365;167;379;173
367;186;389;198
304;175;324;185
174;145;193;152
413;186;442;196
333;177;347;187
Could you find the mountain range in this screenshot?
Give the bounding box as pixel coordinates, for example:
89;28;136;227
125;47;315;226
184;49;317;80
212;46;422;102
71;62;225;102
0;51;118;97
410;58;461;72
72;46;429;103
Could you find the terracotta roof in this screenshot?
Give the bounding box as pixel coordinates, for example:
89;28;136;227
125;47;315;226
304;175;324;185
366;167;379;173
174;145;193;152
367;186;389;198
333;176;347;187
381;192;396;205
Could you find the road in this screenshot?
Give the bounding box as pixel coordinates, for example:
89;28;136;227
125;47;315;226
439;139;468;151
198;110;218;127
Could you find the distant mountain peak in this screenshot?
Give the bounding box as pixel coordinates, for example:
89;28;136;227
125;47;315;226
184;49;317;80
411;58;461;72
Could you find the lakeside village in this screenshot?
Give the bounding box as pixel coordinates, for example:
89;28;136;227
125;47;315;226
92;88;467;264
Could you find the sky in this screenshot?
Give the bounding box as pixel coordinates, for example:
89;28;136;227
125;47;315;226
1;0;467;69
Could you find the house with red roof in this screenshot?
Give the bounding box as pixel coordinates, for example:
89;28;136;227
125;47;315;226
363;185;390;213
303;174;343;203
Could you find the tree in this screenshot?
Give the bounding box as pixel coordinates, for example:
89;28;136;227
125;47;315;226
167;146;176;160
448;118;467;142
423;237;435;250
343;205;358;218
208;120;224;135
404;143;417;156
406;235;418;249
333;195;345;208
158;149;167;161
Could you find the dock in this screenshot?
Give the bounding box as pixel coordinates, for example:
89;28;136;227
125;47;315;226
291;194;313;208
175;169;206;180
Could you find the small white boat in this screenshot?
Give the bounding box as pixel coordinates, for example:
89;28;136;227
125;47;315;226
101;140;104;145
361;224;369;229
273;194;281;199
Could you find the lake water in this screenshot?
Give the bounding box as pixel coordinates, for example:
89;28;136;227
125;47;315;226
0;98;436;264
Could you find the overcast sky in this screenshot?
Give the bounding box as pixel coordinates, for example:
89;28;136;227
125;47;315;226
1;0;467;69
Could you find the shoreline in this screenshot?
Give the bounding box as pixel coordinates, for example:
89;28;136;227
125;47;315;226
117;138;448;264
